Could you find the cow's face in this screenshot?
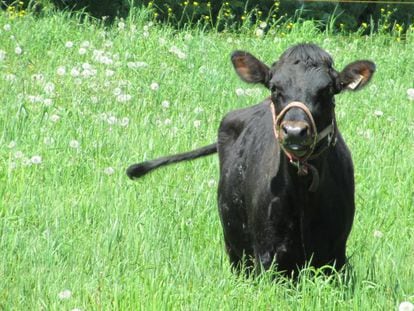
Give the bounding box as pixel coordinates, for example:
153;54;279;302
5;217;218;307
231;44;375;159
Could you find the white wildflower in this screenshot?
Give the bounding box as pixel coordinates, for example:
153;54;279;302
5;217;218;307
164;118;172;125
58;289;72;300
235;88;245;96
0;50;6;61
127;61;148;69
194;107;204;114
44;137;54;145
65;41;74;48
150;82;159;91
14;151;24;159
50;114;60;122
104;167;115;175
78;47;87;55
407;88;414;101
399;301;414;311
15;46;23;55
44;82;55;95
184;33;193;41
259;21;267;29
374;110;384;117
90;96;98;104
161;100;170;109
193;120;201;128
56;66;66;76
118;21;125;30
373;230;383;238
107;116;117;125
5;74;16;81
105;69;115;77
8;141;16;148
255;28;264;38
143;31;149;38
159;38;166;46
207;179;216;188
43;98;53;107
3;24;11;31
113;87;122;96
70;68;80;77
116;94;132;103
80;41;90;48
120;117;129;127
69;140;80;149
30;155;42;165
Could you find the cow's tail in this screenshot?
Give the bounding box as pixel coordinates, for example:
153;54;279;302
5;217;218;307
126;143;217;180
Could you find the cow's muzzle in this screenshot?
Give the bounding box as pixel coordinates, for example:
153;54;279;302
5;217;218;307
274;101;318;162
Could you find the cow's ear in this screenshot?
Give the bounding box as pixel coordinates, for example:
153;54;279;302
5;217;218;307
231;51;270;87
338;60;376;91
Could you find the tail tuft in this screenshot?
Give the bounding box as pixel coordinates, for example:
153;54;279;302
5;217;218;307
126;162;153;179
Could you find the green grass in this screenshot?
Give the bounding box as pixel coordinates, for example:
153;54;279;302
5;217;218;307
0;10;413;310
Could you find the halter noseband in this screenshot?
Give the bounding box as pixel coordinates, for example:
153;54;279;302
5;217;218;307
269;101;337;192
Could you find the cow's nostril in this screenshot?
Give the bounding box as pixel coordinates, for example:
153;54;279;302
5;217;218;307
282;124;289;135
299;125;309;137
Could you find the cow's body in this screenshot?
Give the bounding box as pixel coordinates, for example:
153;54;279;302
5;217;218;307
217;100;354;274
126;43;375;276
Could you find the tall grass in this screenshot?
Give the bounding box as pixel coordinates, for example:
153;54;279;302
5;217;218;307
0;9;413;310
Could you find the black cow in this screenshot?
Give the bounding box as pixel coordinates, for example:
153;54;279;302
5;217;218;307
127;43;375;276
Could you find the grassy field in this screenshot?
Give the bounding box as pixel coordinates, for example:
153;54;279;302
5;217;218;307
0;9;413;310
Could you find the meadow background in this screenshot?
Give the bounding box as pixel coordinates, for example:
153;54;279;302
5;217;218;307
0;6;413;310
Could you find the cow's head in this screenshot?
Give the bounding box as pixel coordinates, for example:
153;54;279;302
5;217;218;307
231;44;375;160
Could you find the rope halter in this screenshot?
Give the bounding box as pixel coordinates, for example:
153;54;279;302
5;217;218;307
269;101;337;192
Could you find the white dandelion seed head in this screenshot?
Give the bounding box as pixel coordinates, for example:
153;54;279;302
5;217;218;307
259;21;267;29
374;110;384;117
116;94;132;103
65;41;74;48
127;61;148;69
161;100;170;109
255;28;264;38
44;137;54;145
235;88;245;96
407;88;414;101
194;107;204;114
120;117;129;127
69;140;80;149
164;118;172;125
399;301;414;311
14;151;24;159
78;47;87;55
44;82;55;95
193;120;201;128
104;167;115;175
150;82;159;91
226;37;233;44
50;114;60;122
8;141;17;148
373;230;383;238
58;289;72;300
70;68;80;77
143;31;149;38
207;179;216;188
15;46;23;55
107;116;117;125
80;40;90;48
56;66;66;76
0;50;6;61
90;96;99;104
113;87;122;96
43;98;53;107
30;155;42;164
5;73;16;81
159;38;166;46
118;21;125;30
4;24;11;31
